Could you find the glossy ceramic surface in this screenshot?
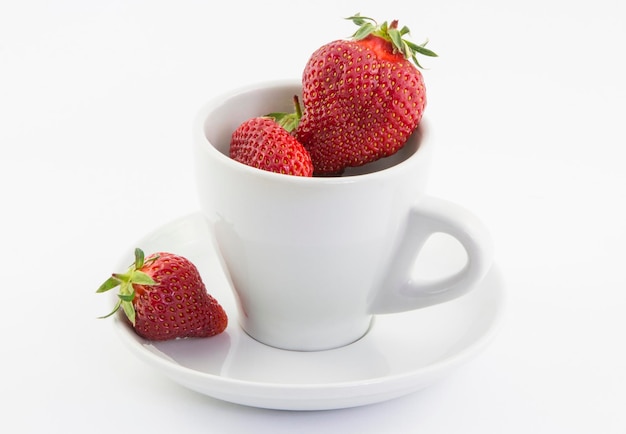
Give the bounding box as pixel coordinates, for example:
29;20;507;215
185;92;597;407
113;213;505;410
193;81;494;350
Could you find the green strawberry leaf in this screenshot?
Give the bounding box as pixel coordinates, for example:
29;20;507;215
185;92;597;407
266;95;303;133
399;25;411;37
117;292;135;302
345;13;375;26
97;299;122;320
121;299;136;326
134;247;145;269
352;22;376;40
130;270;156;286
405;39;438;57
347;12;438;69
267;112;300;133
96;275;121;293
97;247;155;326
387;28;404;53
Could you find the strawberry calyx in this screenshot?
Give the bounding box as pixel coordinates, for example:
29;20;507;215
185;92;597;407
266;95;303;133
96;248;157;326
346;13;437;68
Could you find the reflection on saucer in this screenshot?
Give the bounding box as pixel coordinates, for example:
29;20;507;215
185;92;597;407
220;323;390;384
145;331;232;374
143;320;390;384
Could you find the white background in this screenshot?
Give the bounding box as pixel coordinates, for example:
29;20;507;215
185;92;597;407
1;0;625;432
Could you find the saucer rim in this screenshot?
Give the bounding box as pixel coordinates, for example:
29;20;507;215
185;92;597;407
111;212;505;410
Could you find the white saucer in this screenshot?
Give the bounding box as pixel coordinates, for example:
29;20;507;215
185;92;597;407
113;213;505;411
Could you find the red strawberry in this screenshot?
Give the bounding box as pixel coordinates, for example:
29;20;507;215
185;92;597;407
295;14;437;175
97;248;227;341
230;115;313;177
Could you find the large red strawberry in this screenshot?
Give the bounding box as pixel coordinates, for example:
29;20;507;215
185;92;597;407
295;14;437;175
97;248;227;341
230;115;313;177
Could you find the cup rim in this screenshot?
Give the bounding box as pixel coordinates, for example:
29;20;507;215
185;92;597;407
194;79;430;185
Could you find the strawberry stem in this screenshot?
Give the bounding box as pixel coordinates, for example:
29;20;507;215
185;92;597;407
266;95;303;133
293;95;302;119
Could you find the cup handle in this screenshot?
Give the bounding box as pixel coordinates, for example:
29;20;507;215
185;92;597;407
370;196;494;314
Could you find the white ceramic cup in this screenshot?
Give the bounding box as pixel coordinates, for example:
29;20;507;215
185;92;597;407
194;80;493;351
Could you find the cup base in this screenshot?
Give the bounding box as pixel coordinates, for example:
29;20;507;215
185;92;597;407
238;317;375;352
